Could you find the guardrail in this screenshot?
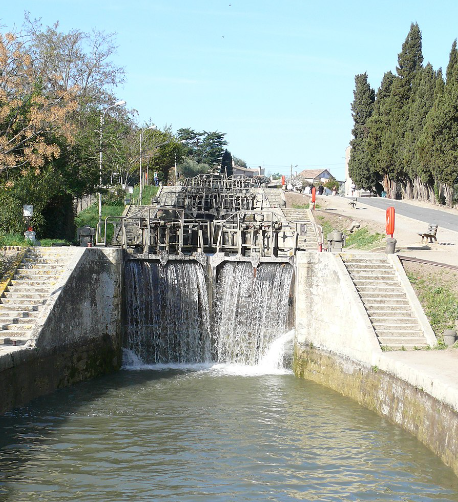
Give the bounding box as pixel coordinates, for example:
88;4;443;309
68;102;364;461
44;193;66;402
99;208;300;258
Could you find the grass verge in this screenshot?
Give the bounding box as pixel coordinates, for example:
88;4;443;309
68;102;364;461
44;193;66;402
406;266;458;339
315;213;384;250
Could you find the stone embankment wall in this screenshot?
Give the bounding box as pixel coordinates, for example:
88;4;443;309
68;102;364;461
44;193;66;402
0;248;123;414
294;251;458;477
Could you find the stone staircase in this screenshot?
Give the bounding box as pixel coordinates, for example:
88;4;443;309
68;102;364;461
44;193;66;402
263;188;285;208
341;255;430;350
0;247;77;346
282;208;319;251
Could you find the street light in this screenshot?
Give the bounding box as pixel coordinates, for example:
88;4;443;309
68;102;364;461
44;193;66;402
98;99;126;241
139;125;157;205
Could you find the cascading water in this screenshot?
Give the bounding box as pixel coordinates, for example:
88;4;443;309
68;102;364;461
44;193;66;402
124;259;294;368
124;260;211;363
213;262;294;365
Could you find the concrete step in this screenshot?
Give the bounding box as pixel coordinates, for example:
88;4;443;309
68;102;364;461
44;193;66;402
0;304;40;313
356;285;404;294
0;316;38;328
2;292;49;300
0;310;36;319
0;298;47;306
4;285;51;294
343;258;388;265
0;337;30;346
380;342;429;350
359;292;408;299
368;305;411;313
1;323;34;332
375;328;424;337
348;272;396;280
369;311;415;319
371;320;421;329
15;268;60;276
379;339;428;345
10;279;57;287
353;279;400;287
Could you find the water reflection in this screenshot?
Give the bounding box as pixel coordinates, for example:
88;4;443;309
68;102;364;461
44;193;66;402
1;369;458;501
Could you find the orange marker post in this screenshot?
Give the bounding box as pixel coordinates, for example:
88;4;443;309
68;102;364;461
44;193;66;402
386;206;395;238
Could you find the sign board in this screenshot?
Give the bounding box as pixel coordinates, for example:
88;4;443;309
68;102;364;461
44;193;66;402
23;205;33;217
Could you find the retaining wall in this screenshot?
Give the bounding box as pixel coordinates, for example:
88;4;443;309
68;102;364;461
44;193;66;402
294;251;458;476
0;248;123;414
294;345;458;477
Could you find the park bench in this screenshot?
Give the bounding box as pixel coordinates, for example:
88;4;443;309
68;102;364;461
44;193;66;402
418;224;438;243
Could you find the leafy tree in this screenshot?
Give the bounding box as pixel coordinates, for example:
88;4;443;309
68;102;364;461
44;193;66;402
348;73;375;189
176;128;203;162
23;14;125;107
233;156;247;168
0;31;78;175
200;131;227;166
176;128;227;167
178;158;211;179
0;16;126;237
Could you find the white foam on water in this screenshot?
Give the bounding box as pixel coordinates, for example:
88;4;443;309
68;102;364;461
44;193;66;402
122;330;294;376
122;349;214;371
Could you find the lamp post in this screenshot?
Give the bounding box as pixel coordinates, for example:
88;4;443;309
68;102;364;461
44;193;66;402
139;125;156;205
98;100;126;241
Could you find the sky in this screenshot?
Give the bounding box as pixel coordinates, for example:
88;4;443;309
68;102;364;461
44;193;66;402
2;1;458;179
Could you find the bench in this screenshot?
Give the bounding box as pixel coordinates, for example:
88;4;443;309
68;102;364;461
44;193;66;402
418;224;438;243
348;198;357;209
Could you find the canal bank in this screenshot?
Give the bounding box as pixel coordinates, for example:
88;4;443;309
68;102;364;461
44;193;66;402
294;249;458;476
294;345;458;477
0;248;123;414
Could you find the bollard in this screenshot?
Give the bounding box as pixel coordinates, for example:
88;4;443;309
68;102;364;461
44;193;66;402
443;329;457;346
385;237;397;254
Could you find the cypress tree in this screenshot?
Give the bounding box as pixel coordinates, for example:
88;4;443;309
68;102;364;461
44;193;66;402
366;71;395;195
348;73;375;189
382;23;424;196
221;149;233;176
404;63;437;199
422;41;458;205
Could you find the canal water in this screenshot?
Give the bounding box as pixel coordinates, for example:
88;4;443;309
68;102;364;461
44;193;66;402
1;355;458;501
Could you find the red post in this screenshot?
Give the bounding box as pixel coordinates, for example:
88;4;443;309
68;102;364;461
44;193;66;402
281;175;285;186
386;206;395;238
311;187;316;210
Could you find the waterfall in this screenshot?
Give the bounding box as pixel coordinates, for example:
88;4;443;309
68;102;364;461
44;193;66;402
213;262;294;365
124;260;294;367
124;261;211;364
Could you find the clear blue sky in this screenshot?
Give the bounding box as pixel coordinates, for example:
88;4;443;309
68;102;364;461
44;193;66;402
2;1;458;179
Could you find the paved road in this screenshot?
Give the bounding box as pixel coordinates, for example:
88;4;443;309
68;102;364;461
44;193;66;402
353;197;458;233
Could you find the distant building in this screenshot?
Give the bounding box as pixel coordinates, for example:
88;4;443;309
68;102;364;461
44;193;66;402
298;169;334;184
232;165;265;178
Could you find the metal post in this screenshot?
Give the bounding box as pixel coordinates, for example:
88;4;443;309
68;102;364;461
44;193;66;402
139;130;143;205
98;113;103;242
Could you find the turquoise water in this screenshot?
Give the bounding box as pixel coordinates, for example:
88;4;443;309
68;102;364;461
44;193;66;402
1;364;458;501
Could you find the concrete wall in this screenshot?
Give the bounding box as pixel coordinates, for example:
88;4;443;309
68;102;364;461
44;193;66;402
295;345;458;477
295;251;458;476
295;251;381;366
0;248;123;414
